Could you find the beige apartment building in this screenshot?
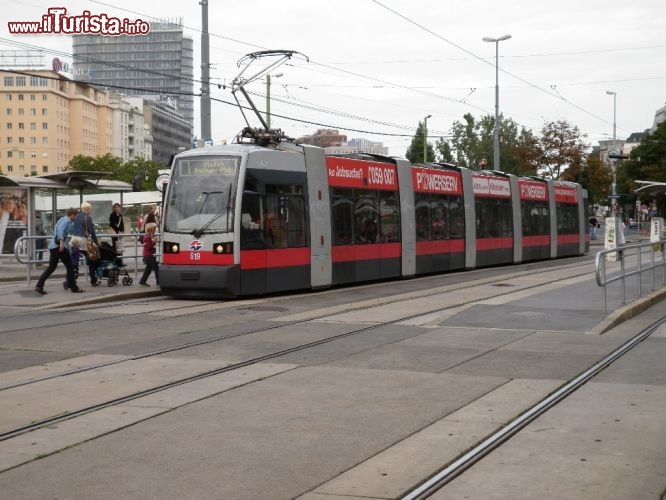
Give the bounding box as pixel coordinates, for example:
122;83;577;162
0;69;113;176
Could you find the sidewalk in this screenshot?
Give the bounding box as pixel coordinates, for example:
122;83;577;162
0;256;160;309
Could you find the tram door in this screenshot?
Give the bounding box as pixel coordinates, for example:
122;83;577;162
239;176;309;295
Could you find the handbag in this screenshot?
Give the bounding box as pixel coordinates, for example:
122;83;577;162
84;216;100;261
114;238;124;255
87;239;100;261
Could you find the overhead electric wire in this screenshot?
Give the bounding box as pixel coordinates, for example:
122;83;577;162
0;67;439;139
370;0;614;127
83;1;493;116
5;0;641;141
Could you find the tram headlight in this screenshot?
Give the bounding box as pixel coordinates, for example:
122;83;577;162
213;242;233;254
163;241;180;254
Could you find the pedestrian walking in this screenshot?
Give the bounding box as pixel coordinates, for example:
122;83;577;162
139;222;159;287
72;201;101;286
35;208;84;295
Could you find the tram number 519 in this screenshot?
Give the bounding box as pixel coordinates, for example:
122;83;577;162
189;252;201;261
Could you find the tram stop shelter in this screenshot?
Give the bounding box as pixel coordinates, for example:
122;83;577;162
635;180;666;197
0;171;132;258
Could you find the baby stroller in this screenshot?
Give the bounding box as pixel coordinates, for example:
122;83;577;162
95;242;133;286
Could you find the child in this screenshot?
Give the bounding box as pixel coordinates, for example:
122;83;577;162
63;236;82;290
139;222;159;286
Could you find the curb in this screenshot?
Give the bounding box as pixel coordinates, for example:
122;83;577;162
587;287;666;335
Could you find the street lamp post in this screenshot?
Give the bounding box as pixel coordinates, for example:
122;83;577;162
423;114;432;163
482;34;511;171
606;90;618;210
266;72;283;129
606;90;622;249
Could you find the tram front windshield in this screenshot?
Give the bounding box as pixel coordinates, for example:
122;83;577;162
164;156;240;235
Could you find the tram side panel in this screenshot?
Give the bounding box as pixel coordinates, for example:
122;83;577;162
303;146;332;289
327;156;401;285
510;175;523;264
412;165;466;275
553;181;583;257
473;174;514;267
397;158;415;278
239;150;311;295
518;178;551;262
580;186;590;255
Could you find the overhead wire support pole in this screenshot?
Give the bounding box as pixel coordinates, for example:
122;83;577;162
200;0;211;144
482;34;511;171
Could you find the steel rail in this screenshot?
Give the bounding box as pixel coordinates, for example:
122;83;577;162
0;260;593;392
0;262;594;442
401;314;666;500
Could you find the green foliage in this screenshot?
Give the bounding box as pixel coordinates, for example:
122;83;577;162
66;154;164;191
561;153;612;204
614;121;666;209
405;120;436;163
433;113;537;175
529;120;587;180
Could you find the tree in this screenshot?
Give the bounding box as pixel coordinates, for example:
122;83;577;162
561;153;612;205
66;154;163;191
405;120;435;164
614;121;666;211
529;120;587;180
434;113;537;175
435;113;485;168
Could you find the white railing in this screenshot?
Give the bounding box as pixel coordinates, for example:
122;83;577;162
12;233;160;285
594;240;666;315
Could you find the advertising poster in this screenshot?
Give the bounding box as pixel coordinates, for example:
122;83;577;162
0;189;28;254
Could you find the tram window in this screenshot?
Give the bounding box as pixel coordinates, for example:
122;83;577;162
379;191;400;242
240;193;265;249
285;195;306;247
430;199;448;240
332;190;353;245
415;193;464;241
240;189;307;249
476;198;512;238
355;191;379;244
415;194;430;241
521;201;549;236
557;204;579;234
449;197;464;238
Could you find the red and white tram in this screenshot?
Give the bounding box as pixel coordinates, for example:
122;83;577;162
159;143;588;298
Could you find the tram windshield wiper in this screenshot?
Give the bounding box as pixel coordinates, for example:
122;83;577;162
191;211;225;238
191;191;223;237
191;190;231;238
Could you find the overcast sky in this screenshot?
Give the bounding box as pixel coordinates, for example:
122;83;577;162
3;0;666;156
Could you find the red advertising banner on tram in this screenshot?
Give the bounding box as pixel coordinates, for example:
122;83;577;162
326;157;398;190
518;180;548;201
554;183;578;204
411;167;463;195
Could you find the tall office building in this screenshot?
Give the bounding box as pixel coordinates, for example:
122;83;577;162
72;20;194;133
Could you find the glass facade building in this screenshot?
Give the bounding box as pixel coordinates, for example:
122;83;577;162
72;20;194;133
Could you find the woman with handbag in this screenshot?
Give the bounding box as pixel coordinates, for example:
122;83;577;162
72;201;101;286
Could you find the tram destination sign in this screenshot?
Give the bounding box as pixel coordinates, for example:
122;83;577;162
177;157;239;176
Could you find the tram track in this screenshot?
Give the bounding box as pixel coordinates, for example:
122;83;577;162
1;255;662;495
1;259;596;447
400;313;666;500
0;258;593;394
